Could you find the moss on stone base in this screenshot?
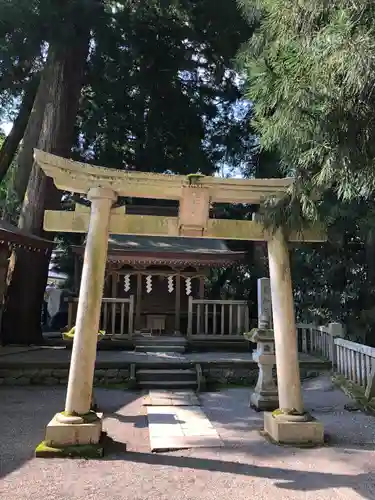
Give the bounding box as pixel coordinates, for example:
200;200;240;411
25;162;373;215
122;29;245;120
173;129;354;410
59;410;100;423
272;408;305;417
35;440;104;459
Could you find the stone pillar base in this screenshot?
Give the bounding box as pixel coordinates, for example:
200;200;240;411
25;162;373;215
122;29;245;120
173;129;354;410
35;412;104;458
263;412;324;446
250;391;279;412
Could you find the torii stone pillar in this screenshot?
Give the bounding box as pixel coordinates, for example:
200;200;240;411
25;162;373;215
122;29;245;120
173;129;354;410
41;187;117;451
263;228;324;445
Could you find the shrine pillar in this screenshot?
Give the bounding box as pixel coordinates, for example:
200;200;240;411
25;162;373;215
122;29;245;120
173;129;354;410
264;227;324;445
267;227;303;413
65;187;117;415
40;187;117;453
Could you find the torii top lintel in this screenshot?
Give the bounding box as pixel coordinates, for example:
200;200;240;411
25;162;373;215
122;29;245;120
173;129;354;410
35;150;326;242
34;149;292;205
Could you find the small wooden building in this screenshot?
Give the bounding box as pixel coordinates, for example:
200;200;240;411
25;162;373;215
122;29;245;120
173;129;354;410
0;220;54;345
68;233;250;344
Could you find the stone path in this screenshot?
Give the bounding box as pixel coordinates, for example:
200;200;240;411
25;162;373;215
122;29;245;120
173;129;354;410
145;390;200;406
147;405;223;452
146;391;222;452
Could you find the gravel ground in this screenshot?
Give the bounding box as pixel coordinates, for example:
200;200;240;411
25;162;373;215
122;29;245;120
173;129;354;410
0;376;375;500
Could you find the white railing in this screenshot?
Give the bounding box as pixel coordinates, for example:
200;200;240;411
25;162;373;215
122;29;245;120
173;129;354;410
67;296;134;337
297;321;375;391
297;323;340;363
335;338;375;388
187;297;250;339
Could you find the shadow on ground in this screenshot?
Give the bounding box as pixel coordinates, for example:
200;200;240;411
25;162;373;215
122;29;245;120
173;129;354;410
1;376;375;500
0;387;141;479
105;439;375;499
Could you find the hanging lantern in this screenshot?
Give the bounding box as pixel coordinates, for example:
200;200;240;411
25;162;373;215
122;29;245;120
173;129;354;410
146;275;152;293
167;275;174;293
185;277;192;296
124;274;131;292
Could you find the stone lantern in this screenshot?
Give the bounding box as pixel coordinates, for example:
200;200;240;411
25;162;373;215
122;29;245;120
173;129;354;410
244;315;278;411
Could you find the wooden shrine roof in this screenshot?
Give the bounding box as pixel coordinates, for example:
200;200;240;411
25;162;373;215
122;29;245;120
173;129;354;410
0;220;53;252
72;235;245;268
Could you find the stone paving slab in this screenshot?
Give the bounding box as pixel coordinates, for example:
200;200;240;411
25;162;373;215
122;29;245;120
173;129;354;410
144;390;200;406
147;405;223;452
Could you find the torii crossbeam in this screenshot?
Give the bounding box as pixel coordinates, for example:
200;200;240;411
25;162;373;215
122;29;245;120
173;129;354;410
35;149;325;242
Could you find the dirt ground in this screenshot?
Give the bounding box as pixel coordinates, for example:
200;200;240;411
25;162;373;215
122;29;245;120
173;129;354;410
1;376;375;500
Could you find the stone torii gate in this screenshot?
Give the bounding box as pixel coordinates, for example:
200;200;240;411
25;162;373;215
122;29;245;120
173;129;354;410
34;149;326;454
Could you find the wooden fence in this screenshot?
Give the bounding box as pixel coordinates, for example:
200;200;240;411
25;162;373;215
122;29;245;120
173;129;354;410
187;297;250;339
335;338;375;388
297;323;338;363
67;296;134;337
297;322;375;391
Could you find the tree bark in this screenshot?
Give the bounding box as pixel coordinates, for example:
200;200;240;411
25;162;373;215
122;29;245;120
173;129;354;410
1;36;89;345
0;75;40;183
362;230;375;346
12;70;50;202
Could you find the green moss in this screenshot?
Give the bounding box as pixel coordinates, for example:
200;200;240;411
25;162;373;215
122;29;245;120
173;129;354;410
35;441;104;459
272;408;305;417
60;410;78;417
332;374;375;414
59;410;99;423
243;328;274;341
186;173;205;185
80;411;100;423
62;327;106;341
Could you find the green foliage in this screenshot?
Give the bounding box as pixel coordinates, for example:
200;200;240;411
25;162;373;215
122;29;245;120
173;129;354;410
333;374;375;414
238;0;375;202
0;0;257;297
76;0;255;175
0;0;257;176
236;0;375;345
0;134;20;223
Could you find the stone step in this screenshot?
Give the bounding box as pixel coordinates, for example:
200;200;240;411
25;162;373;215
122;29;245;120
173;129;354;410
138;380;197;389
134;336;187;345
135;345;186;353
137;369;196;382
134;341;187;348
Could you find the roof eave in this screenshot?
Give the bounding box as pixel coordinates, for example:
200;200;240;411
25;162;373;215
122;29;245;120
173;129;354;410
71;245;245;266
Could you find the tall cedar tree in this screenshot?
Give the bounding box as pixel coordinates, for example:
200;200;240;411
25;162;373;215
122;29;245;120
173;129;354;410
1;0;255;343
237;0;375;342
1;2;93;344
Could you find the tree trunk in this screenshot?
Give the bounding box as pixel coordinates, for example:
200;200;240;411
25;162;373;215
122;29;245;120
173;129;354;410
0;75;40;183
362;230;375;346
1;37;89;345
12;70;50;203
